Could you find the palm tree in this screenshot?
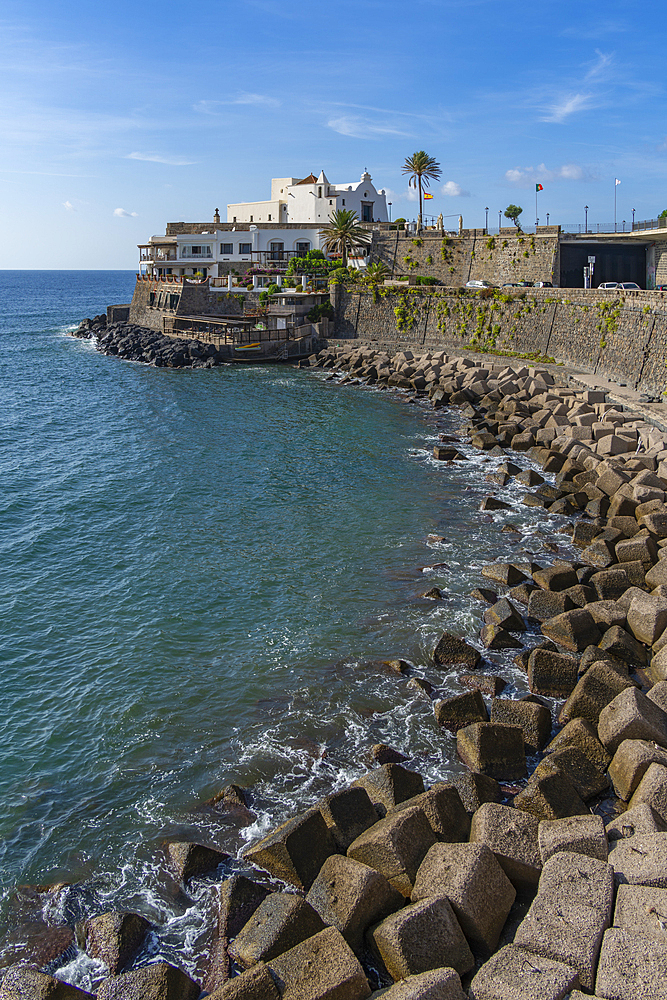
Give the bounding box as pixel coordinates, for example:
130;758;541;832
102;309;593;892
402;151;442;227
319;209;372;268
364;261;390;285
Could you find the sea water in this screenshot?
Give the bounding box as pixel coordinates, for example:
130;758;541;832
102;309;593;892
0;271;572;987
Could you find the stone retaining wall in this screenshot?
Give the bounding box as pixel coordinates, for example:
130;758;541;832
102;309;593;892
370;229;560;287
332;286;667;396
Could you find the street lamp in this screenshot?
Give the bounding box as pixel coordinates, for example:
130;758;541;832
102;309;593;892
546;213;550;226
485;207;489;233
632;208;636;229
498;210;502;231
388;202;392;222
584;205;589;233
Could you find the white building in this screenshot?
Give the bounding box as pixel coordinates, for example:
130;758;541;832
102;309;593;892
227;170;388;225
138;224;329;279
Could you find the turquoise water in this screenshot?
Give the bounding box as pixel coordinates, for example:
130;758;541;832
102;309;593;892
0;272;569;986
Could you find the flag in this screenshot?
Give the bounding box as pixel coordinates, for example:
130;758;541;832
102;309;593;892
615;178;621;185
424;193;434;200
536;183;544;192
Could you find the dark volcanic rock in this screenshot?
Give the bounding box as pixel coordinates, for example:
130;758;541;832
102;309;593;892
74;321;225;369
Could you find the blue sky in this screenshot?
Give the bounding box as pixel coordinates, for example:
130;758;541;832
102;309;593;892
1;0;665;268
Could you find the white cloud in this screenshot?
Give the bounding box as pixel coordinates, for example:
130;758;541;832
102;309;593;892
585;49;614;80
63;200;75;211
505;163;589;188
441;181;470;197
126;152;196;165
114;208;138;217
327;115;412;139
540;92;596;123
194;93;281;114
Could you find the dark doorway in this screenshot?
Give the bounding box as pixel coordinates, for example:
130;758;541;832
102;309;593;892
560;241;647;288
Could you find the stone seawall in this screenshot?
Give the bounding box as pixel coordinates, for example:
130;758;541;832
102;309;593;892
369;228;560;287
332;286;667;397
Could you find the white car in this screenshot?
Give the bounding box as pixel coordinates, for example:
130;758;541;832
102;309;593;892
466;280;494;288
619;282;641;290
598;282;619;289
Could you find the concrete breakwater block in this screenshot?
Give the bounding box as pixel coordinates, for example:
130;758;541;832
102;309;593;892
228;893;325;968
469;802;542;894
96;961;200;1000
468;944;580;1000
605;803;667;842
609;739;667;801
595;927;667;1000
317;786;379;852
538;814;608;864
609;832;667;886
83;910;151;976
369;895;474;980
376;969;467;1000
267;927;371;1000
347;804;436;897
513;853;614;990
411;842;516;954
388;784;471;843
352;763;424;815
207;962;279;1000
597;687;667;756
306;855;403;953
0;967;95;999
244;808;337;891
456;722;526;780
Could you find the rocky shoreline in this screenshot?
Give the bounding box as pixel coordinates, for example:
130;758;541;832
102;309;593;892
5;345;667;999
71;316;225;368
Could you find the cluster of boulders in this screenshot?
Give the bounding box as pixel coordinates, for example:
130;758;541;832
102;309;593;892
71;318;224;368
7;347;667;998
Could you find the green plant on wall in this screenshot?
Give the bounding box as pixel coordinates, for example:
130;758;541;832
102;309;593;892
426;254;433;265
393;290;422;332
486;236;496;250
411;237;423;247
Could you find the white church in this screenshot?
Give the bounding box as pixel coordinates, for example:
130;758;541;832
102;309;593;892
227;169;389;225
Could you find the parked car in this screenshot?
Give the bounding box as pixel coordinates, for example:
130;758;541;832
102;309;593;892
465;279;494;288
533;281;553;288
619;282;641;290
657;285;667;291
516;280;534;287
501;282;518;287
598;282;619;289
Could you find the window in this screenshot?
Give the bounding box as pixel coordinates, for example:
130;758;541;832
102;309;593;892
342;199;345;206
220;243;233;254
250;215;253;222
239;243;252;254
233;216;237;223
268;214;272;221
270;241;284;261
329;200;332;205
318;187;322;198
296;242;310;255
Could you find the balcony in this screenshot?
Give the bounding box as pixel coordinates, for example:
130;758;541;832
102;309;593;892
180;252;213;260
140;249;177;261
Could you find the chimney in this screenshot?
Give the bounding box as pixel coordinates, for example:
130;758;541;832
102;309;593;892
213;208;220;224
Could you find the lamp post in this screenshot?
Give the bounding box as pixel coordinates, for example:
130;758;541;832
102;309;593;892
498;210;502;231
584;205;589;234
632;208;635;229
546;213;550;226
485;207;489;233
388;202;392;222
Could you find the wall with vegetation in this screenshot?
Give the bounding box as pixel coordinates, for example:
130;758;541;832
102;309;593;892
331;285;667;395
369;228;560;287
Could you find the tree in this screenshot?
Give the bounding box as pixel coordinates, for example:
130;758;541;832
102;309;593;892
504;204;523;229
319;209;372;268
402;152;442;225
659;209;667;219
364;262;390;285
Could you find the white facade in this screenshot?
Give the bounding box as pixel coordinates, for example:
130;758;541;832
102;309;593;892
227;170;388;225
139;226;326;278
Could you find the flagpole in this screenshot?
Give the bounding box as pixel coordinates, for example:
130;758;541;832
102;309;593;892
615;179;617;232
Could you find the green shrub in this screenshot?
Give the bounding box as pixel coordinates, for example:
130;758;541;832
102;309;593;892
306;300;334;323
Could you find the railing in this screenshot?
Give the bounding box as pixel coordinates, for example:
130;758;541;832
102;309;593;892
180;252;213;259
633;218;667;232
561;222;631;234
140;250;177;261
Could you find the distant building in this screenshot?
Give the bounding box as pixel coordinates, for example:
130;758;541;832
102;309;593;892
227;170;388;225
